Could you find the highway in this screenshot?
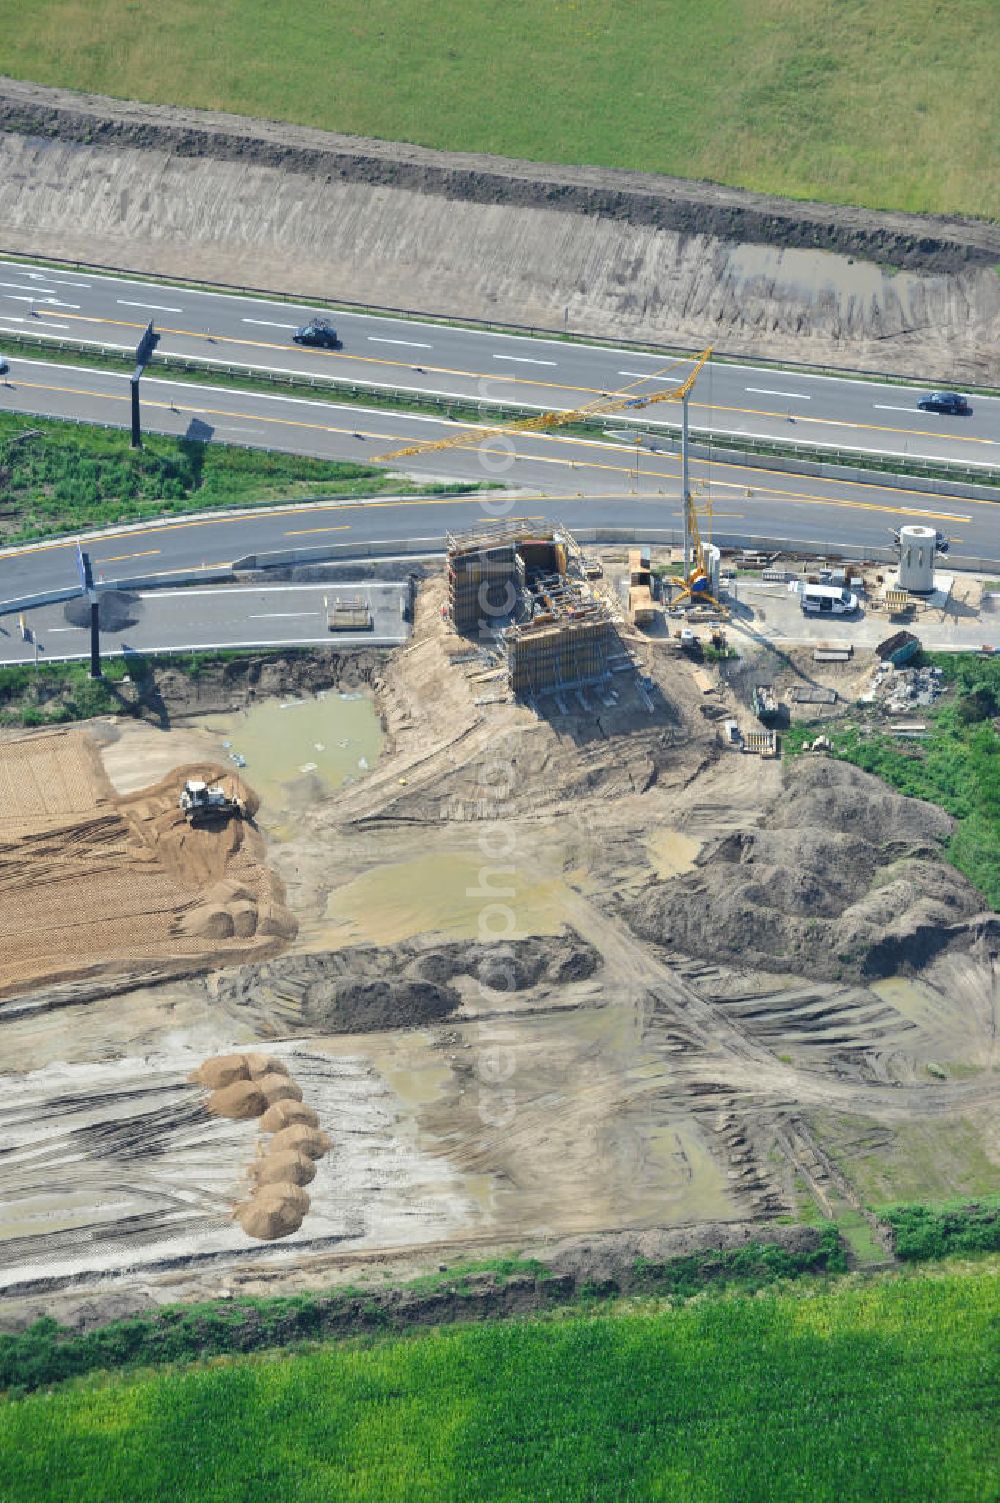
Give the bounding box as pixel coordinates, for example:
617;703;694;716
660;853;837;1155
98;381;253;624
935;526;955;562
1;258;999;469
1;355;997;611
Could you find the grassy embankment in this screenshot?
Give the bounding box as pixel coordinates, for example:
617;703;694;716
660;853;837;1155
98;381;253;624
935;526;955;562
0;411;478;545
787;652;1000;909
0;0;996;216
0;1261;996;1502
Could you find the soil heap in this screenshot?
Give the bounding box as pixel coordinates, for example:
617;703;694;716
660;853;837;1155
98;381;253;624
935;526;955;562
625;758;987;981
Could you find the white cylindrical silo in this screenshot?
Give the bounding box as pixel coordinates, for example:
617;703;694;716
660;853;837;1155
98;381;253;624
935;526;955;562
898;526;936;592
705;544;721;598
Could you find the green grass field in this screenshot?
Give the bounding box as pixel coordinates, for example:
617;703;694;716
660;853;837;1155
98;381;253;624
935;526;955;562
1;1267;996;1502
0;410;466;544
0;0;996;216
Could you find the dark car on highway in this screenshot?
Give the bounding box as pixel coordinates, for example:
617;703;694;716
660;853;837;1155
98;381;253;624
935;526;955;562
292;318;340;349
917;390;970;415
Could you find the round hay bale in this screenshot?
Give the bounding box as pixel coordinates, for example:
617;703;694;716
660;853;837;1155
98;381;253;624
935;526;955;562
207;1079;268;1120
259;1100;320;1133
244;1054;289;1080
236;1186;307;1241
192;1053;250;1089
254;1150;316;1187
269;1124;332;1160
256;1073;303;1106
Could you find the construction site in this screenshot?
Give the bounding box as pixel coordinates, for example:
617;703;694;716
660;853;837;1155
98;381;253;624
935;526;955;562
0;321;997;1319
446;521;621;699
0;518;997;1331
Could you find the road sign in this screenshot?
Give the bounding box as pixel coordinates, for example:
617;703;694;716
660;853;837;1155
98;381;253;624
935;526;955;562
136;321;158;367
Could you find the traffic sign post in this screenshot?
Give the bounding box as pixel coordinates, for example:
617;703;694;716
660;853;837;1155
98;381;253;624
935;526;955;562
78;549;102;679
130;321;158;449
130;373;142;449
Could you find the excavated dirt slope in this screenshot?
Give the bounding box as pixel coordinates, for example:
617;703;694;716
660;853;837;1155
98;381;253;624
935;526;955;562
1;77;998;381
0;727;294;997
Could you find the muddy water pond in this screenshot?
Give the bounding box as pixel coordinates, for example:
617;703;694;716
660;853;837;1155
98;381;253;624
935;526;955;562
204;691;383;827
320;851;573;948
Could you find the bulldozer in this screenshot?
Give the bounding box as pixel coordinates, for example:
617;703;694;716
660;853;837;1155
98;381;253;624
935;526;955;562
179;778;246;826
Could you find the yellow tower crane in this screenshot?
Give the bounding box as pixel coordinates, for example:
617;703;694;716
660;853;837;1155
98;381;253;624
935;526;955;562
375;347;712;462
375;345;722;611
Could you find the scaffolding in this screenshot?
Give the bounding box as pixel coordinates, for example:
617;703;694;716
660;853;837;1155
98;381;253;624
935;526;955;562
445;521;618;697
446;521;541;634
506;610;615;697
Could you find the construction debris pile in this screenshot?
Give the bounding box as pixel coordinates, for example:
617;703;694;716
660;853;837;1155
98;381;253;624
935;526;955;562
447;521;620;698
193;1052;331;1240
863;663;946;713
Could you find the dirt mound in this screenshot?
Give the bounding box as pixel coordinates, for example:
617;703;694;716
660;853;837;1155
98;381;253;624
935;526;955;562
0;732;294;1000
207;1080;268;1120
269;1125;332;1160
235;1183;310;1240
259;1100;320;1132
245;1054;288;1079
192;1054;250;1089
624;759;986;981
256;1073;303;1106
253;1150;316;1188
215;932;601;1032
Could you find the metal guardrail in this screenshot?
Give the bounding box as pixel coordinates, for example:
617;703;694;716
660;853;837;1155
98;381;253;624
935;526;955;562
5;247;999;397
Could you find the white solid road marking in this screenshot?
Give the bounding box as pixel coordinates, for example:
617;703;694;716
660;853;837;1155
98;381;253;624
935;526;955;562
368;337;433;349
0;319;70;331
873;403;927;414
242;318;299;329
246;611;321;619
117;299;183;313
494;354;557;366
0;267;90;287
0;281;59;295
745;387;812;400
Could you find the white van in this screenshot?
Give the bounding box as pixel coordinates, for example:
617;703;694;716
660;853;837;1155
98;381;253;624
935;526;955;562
800;583;859;616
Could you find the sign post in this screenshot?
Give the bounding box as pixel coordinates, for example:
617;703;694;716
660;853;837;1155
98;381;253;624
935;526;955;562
78;547;101;679
130;321;158;450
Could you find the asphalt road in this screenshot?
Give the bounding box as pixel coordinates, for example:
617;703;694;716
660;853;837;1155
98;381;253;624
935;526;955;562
0;582;410;665
1;354;997;611
1;257;998;469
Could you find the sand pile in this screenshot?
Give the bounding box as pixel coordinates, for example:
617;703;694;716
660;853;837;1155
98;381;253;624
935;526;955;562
236;1185;310;1241
195;1051;333;1241
625;759;987;980
259;1100;319;1131
0;732;295;1000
